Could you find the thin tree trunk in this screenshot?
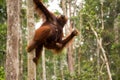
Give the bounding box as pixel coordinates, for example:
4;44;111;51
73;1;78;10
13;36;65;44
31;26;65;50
6;0;20;80
53;56;57;80
61;0;74;76
78;9;83;75
100;0;104;30
100;1;112;79
19;26;23;80
90;23;112;80
27;0;36;79
60;56;64;80
60;1;67;80
66;0;74;75
19;0;23;80
78;49;81;75
98;38;112;80
96;43;100;80
42;48;46;80
67;46;74;75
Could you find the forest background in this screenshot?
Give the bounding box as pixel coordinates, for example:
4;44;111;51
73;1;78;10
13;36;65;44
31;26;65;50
0;0;120;80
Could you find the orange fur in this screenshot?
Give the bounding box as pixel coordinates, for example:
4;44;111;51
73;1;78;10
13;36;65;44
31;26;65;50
27;0;78;65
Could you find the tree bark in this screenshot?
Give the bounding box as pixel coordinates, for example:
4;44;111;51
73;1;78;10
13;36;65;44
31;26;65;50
6;0;20;80
53;56;57;80
19;25;23;80
19;0;23;80
61;0;74;76
42;48;46;80
27;0;36;79
66;0;74;75
60;56;64;80
96;42;100;80
78;49;81;75
67;46;74;75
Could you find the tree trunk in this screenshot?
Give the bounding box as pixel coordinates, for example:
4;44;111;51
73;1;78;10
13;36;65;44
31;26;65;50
60;56;64;80
78;49;81;75
53;56;57;80
67;46;74;75
19;0;23;80
66;0;74;75
19;25;23;80
5;0;20;80
27;0;36;79
61;0;74;76
96;42;100;80
42;48;46;80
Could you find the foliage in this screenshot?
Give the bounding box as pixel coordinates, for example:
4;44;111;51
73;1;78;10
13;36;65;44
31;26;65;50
0;67;5;80
0;24;7;50
79;0;120;79
0;0;7;70
0;0;6;23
